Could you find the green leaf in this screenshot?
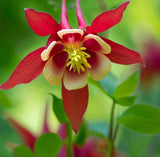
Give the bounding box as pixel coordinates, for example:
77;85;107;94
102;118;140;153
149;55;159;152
51;94;68;123
118;104;160;134
0;91;12;107
34;133;63;157
74;121;87;146
113;71;139;98
115;95;137;106
14;145;34;157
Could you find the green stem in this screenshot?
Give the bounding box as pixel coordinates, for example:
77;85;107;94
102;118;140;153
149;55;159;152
108;100;116;140
107;142;113;157
66;121;73;157
108;100;116;157
107;124;119;157
113;124;119;143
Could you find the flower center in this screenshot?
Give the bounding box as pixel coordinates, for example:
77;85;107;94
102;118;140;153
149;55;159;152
64;44;91;74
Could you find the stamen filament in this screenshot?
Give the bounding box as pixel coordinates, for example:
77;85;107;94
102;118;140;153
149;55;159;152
64;44;91;74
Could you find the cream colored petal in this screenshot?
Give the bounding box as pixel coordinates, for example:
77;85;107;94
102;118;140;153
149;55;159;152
43;52;68;86
83;34;111;54
63;69;88;90
41;41;57;61
87;52;111;81
57;29;84;39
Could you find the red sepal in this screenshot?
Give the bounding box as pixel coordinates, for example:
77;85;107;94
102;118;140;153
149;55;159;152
0;47;46;89
62;83;89;133
86;1;130;34
103;38;144;65
25;9;61;36
8;117;36;150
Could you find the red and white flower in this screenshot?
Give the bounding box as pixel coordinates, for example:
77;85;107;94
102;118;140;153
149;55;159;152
0;0;144;132
7;110;125;157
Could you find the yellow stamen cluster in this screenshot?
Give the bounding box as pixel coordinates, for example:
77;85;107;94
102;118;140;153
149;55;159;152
64;44;91;74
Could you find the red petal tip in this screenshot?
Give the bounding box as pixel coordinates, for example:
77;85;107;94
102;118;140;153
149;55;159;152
86;1;130;34
7;116;36;149
62;84;89;133
0;47;46;90
25;9;61;36
102;38;144;65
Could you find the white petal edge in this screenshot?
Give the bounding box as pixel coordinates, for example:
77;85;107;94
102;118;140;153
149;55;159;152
83;34;111;54
57;29;84;39
41;41;57;61
41;41;63;61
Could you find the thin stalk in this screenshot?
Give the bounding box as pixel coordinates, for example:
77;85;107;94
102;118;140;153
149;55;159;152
107;124;120;157
107;142;113;157
108;100;116;157
113;124;119;143
108;100;116;140
66;121;73;157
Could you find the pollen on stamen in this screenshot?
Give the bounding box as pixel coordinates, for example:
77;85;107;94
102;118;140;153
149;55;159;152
64;45;92;74
80;65;85;72
80;47;86;51
83;58;91;68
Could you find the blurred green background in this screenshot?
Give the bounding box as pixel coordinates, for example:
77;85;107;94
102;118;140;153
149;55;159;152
0;0;160;156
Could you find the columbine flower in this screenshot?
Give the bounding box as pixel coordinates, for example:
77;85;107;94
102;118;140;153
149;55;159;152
0;0;144;132
58;124;126;157
7;111;125;157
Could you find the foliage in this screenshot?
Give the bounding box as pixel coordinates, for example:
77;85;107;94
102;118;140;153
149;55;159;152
0;0;160;157
51;94;68;123
118;104;160;134
14;133;63;157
